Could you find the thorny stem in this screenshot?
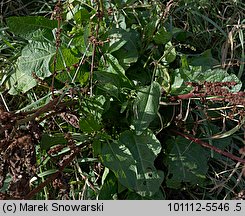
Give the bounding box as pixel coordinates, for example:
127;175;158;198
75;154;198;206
172;129;245;164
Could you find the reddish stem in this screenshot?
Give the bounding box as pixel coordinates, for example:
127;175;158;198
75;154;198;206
171;129;245;164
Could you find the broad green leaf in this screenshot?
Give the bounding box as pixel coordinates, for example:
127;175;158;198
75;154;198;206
106;53;127;76
74;8;91;23
6;16;57;40
101;130;164;197
144;20;157;41
105;5;126;29
171;67;242;94
200;123;232;160
163;41;176;64
155;64;171;93
166;136;208;188
95;54;134;97
94;71;120;98
51;48;80;83
79;114;101;133
199;69;241;92
112;29;140;68
132;81;161;135
114;0;138;7
181;54;189;70
0;175;11;193
99;171;118;200
94;70;121;86
153;28;172;45
51;48;79;72
57;67;89;84
202;69;241;92
170;70;186;94
106;29;128;53
81;95;106;120
27;29;54;42
189;49;219;69
72;24;92;54
66;4;89;21
194;107;232;159
172;27;192;42
71;133;90;142
40;133;67;150
8;41;55;94
93;140;102;157
40;133;89;150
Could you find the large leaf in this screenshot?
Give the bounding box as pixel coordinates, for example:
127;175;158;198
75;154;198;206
79;114;101;133
51;48;80;83
155;64;171;93
104;28;139;55
106;28;128;53
40;133;67;151
80;95;106;121
99;170;118;200
200;69;242;92
101;130;164;197
6;16;57;40
171;67;242;94
105;53;126;75
74;8;91;23
8;41;55;94
94;71;121;98
40;133;90;153
166;136;209;188
163;41;176;64
112;29;140;68
189;49;219;68
144;20;158;41
153;28;172;45
40;133;89;150
52;48;79;72
95;53;134;98
132;81;161;135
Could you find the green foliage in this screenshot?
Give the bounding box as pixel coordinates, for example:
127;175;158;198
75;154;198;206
101;129;164;197
8;41;56;94
132;82;161;135
166;136;209;188
1;0;245;200
171;67;242;94
6;16;57;40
